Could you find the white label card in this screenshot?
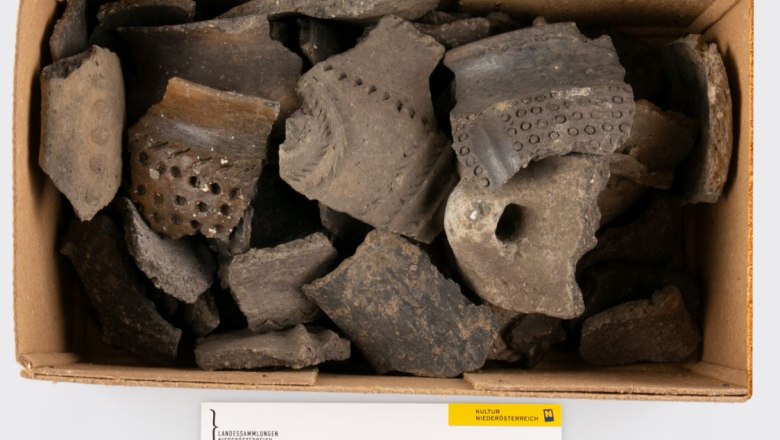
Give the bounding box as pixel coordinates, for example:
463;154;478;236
201;402;562;440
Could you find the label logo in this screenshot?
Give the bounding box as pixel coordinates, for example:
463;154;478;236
543;409;555;423
206;409;279;440
211;409;219;440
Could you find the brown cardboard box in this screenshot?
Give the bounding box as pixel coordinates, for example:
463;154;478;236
12;0;753;401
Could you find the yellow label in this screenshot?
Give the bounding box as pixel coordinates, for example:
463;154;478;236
448;404;562;427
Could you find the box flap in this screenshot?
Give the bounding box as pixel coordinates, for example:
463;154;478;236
22;363;319;388
685;361;749;387
18;351;80;369
463;365;748;398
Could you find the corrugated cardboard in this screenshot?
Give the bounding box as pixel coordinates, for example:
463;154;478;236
12;0;754;401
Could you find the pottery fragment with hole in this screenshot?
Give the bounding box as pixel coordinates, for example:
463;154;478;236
445;155;609;318
49;0;88;61
61;216;182;365
279;16;456;244
119;14;301;121
580;286;700;366
195;325;351;370
599;100;697;224
183;290;221;337
220;233;337;333
303;230;499;378
128;77;278;240
221;0;438;22
445;22;634;189
663;34;733;204
40;46;124;221
120;198;216;303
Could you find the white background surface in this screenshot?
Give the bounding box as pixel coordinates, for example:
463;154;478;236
1;1;776;439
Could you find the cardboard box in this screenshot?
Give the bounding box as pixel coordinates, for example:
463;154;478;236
12;0;753;401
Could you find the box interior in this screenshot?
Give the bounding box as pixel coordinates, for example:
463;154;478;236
13;0;753;400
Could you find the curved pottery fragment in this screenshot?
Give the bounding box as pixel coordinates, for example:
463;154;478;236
97;0;196;28
616;101;697;176
580;196;681;270
445;155;609;318
195;325;351;371
40;46;124;221
120;198;216;303
416;10;473;24
279;16;456;243
220;233;337;333
50;0;88;61
486;306;523;363
445;22;634;188
504;314;566;368
577;262;699;326
303;230;499;378
580;286;700;366
183;290;221;337
413;17;492;49
61;216;182;366
221;0;438;22
664;34;733;204
119;15;301;121
599;100;696;224
91;0;197;48
129;77;278;240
